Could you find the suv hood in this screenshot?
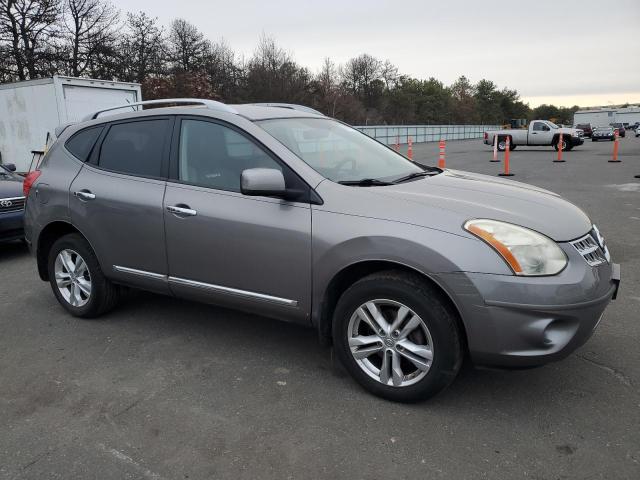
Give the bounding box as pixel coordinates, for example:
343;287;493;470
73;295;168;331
318;170;592;242
0;172;24;198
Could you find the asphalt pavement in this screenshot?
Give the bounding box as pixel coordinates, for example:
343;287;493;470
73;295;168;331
1;134;639;479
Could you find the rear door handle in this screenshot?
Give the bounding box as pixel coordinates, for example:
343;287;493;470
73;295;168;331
73;190;96;201
167;205;197;217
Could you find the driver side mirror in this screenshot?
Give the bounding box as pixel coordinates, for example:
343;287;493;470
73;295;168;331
241;168;287;198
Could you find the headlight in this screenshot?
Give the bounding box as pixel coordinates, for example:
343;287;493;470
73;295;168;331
464;219;567;276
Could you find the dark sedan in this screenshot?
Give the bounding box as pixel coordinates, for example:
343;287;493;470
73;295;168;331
0;164;26;243
592;126;616;141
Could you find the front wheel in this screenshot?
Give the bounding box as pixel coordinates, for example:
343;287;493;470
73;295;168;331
553;137;569;151
332;271;463;402
47;233;120;318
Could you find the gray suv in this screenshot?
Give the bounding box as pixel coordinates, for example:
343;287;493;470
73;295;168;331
23;99;620;402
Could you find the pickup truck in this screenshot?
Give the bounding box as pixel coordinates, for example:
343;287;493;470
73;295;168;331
484;120;584;151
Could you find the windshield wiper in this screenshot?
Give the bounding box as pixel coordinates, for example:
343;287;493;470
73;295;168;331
392;171;437;184
338;178;393;187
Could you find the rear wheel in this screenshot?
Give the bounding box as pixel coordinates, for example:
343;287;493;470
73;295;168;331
332;271;463;402
592;138;597;142
497;137;510;152
47;233;120;318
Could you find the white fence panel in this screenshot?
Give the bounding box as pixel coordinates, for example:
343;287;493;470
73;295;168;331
354;125;500;145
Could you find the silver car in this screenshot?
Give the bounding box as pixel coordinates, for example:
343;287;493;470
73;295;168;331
23;99;620;402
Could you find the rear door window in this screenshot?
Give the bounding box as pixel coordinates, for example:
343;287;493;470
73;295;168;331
65;126;103;161
98;119;169;178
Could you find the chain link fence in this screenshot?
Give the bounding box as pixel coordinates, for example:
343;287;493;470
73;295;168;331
354;125;500;145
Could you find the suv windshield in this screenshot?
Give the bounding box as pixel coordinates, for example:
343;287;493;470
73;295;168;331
257;118;424;184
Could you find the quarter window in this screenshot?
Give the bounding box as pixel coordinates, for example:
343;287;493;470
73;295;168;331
65;126;103;161
98;120;168;177
178;119;281;192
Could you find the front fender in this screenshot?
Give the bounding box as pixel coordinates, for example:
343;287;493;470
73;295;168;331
311;209;511;324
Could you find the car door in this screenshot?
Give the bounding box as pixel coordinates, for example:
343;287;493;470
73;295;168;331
163;116;312;323
69;116;173;294
530;121;553;145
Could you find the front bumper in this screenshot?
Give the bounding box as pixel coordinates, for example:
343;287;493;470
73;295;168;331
0;210;24;242
436;245;619;368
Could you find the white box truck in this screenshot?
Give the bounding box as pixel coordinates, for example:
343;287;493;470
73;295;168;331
0;76;141;172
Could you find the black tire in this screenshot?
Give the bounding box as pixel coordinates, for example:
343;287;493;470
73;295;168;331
592;138;597;142
332;270;463;402
553;137;569;151
509;144;517;151
496;136;507;152
47;233;120;318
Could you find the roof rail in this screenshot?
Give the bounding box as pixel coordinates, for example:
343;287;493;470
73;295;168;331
82;98;237;121
248;103;324;116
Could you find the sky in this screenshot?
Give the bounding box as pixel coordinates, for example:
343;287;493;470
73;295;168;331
110;0;640;108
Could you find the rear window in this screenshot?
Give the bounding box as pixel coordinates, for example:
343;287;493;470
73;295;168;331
98;119;168;177
65;126;103;161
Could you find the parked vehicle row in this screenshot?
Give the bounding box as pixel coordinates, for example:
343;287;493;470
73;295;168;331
573;122;636;138
22;99;620;402
484;120;584;152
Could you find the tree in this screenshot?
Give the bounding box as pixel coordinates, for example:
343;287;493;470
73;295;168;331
245;34;311;103
119;11;165;83
167;18;206;73
474;79;502;124
202;39;242;101
62;0;119;77
0;0;60;80
341;53;383;110
450;75;477;123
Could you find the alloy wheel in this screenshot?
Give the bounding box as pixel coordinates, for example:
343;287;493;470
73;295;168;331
54;249;92;307
347;299;434;387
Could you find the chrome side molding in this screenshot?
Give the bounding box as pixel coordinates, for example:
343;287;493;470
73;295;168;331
113;265;167;280
112;265;298;307
169;276;298;307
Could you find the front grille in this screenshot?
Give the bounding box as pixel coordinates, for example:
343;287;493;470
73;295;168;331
0;196;25;213
570;227;609;267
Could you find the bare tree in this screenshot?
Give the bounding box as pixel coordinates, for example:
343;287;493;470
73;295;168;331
167;18;206;73
245;34;311;103
315;57;339;116
62;0;119;77
119;11;165;83
203;38;242;100
380;59;398;89
0;0;60;80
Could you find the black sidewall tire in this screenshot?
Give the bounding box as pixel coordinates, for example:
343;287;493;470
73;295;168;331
332;273;462;402
47;233;118;318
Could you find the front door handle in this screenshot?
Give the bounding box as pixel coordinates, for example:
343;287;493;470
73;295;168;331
73;190;96;201
167;205;197;217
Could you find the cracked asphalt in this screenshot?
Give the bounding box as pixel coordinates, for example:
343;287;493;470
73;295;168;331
1;135;639;479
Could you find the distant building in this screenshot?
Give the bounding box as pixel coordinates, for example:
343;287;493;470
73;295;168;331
573;106;640;127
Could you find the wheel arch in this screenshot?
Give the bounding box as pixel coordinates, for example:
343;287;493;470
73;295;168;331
36;221;94;281
314;260;468;354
